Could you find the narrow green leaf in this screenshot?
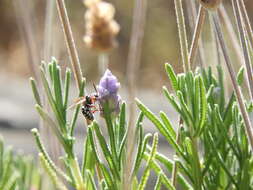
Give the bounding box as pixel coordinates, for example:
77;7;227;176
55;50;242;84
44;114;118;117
207;132;239;189
138;133;159;190
154;173;162;190
86;170;97;190
39;153;68;190
70;78;85;136
30;78;42;106
99;163;116;189
31;128;72;184
217;65;225;112
165;63;178;91
133;133;152;176
119;102;126;142
82;137;95;179
103;102;117;162
159;111;176;140
177;91;195;128
236;66;245;86
135;98;185;159
143;152;192;190
196;76;207;135
92;122;120;180
63;68;71;109
40;67;65;130
185;137;202;190
161;173;176;190
35;105;68;151
52;59;64;111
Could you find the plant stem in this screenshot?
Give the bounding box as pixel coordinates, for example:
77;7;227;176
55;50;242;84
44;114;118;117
124;0;148;187
171;123;182;186
238;0;253;49
55;0;83;89
232;0;253;100
98;53;109;75
186;0;206;68
218;5;244;68
212;13;253;151
174;0;190;72
69;157;85;190
189;6;206;69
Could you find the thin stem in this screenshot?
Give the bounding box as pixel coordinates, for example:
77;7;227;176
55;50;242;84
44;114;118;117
189;6;206;69
186;0;206;68
171;123;182;186
124;0;148;187
238;0;253;49
98;53;109;76
13;0;40;81
232;0;253;100
212;13;253;151
55;0;83;89
174;0;190;72
218;5;244;67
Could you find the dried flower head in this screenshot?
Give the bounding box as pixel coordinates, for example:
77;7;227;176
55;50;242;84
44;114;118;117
97;69;121;116
198;0;222;10
83;0;120;51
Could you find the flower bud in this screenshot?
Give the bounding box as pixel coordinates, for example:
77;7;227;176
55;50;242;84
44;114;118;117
97;69;121;117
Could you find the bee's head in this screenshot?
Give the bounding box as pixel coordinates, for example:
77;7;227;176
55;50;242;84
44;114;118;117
85;96;92;104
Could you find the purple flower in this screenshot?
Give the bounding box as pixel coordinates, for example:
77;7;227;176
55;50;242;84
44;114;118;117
98;69;121;116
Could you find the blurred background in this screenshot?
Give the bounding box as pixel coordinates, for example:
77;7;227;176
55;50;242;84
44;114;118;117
0;0;253;160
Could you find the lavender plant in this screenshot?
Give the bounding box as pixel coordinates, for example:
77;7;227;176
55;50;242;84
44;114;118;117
30;59;168;190
0;136;50;190
26;0;253;189
136;64;253;189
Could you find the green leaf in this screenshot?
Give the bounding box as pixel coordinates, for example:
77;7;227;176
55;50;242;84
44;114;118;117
31;128;72;184
217;65;225;111
154;173;162;190
30;78;42;106
52;59;64;112
86;170;97;190
177;91;194;128
165;63;178;91
236;66;245;86
99;163;116;189
133;133;152;176
92;122;120;180
135;98;185;159
207;132;239;189
34;105;68;151
82;137;95;179
159;112;176;140
40;67;65;131
103;102;117;162
63;68;71;110
39;153;68;190
185;137;202;190
138;133;159;190
196;76;207;136
117;102;126;150
143;152;191;189
69;78;85;136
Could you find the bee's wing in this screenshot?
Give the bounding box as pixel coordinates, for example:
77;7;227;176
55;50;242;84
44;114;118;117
67;97;85;110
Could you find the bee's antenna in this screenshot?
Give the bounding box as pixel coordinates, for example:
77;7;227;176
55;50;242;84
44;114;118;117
93;83;98;94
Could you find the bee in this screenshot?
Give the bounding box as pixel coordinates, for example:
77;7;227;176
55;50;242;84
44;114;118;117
68;84;100;122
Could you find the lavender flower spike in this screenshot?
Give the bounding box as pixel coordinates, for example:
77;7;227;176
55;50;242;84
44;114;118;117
98;69;121;116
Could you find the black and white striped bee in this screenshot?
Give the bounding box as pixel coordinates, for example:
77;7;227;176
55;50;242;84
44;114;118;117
68;84;100;122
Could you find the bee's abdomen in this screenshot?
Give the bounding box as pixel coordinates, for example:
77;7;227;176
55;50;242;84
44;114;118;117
82;106;94;121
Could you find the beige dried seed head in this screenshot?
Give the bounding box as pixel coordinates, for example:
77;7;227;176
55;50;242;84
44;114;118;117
198;0;222;10
83;0;120;51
